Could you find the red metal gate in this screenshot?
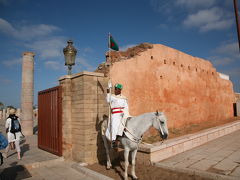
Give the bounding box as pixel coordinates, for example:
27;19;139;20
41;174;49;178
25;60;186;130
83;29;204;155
38;86;62;156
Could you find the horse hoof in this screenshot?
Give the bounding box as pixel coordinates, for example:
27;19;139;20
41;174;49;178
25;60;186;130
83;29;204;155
106;165;112;170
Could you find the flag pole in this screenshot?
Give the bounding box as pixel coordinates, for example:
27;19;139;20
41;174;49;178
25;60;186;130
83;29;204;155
108;32;111;63
108;32;112;143
233;0;240;52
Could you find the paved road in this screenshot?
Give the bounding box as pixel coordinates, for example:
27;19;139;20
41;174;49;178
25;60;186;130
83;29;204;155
156;129;240;180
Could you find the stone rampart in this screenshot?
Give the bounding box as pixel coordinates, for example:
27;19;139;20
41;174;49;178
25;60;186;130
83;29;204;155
107;44;235;131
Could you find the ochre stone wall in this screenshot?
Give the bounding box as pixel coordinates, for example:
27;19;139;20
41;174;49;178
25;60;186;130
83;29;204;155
108;44;235;130
59;71;109;164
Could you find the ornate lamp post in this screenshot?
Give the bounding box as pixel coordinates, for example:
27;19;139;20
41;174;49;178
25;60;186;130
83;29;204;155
63;40;77;75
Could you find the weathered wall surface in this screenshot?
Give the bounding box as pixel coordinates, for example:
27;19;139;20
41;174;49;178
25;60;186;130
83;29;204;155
108;44;235;129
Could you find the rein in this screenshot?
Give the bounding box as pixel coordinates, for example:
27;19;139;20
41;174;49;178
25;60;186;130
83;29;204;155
122;113;166;144
123;126;142;143
156;116;165;144
121;119;142;143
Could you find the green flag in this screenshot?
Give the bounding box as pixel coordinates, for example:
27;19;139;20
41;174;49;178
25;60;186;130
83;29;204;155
109;35;119;51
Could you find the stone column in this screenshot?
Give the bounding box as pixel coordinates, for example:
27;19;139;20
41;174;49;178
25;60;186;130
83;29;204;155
16;108;21;118
2;109;6;120
21;52;35;136
0;110;2;121
6;108;9;118
59;75;73;159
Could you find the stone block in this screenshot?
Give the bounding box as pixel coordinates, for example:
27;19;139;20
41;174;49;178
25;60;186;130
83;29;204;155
174;158;199;168
151;146;173;162
231;166;240;177
213;160;238;172
207;133;215;141
172;143;184;155
83;95;98;100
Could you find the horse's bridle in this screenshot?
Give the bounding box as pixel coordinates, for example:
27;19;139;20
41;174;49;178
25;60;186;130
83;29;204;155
155;115;165;143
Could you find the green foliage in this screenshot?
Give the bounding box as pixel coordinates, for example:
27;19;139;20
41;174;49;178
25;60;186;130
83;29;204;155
7;105;15;109
0;102;4;110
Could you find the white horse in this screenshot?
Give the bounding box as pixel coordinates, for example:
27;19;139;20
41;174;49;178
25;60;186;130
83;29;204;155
101;111;169;180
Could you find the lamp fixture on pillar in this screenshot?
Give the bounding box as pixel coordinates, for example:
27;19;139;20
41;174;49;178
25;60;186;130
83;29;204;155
63;40;77;75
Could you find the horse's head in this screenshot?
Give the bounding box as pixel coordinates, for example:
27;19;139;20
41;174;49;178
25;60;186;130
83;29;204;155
153;111;169;140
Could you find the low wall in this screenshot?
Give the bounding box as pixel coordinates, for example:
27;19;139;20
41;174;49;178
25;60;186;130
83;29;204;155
137;120;240;164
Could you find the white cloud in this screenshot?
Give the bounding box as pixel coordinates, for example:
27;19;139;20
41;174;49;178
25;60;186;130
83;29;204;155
209;42;239;68
0;18;60;40
150;0;173;14
76;57;95;72
176;0;216;9
213;42;239;58
200;19;233;32
83;47;93;53
120;44;137;51
2;58;21;67
209;56;235;66
183;7;233;32
226;67;240;77
44;61;63;70
25;37;65;59
158;23;168;30
0;76;12;84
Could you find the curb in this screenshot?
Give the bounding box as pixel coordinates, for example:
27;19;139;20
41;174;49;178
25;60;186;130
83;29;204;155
72;163;114;180
154;162;238;180
24;157;64;170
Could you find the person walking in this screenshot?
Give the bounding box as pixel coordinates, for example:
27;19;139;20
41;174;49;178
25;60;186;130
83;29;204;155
4;108;23;160
0;132;8;165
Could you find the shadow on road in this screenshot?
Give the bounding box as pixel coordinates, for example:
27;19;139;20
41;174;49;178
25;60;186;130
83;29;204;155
0;165;32;180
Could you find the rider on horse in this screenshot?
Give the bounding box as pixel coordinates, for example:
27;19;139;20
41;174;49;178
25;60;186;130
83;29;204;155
105;83;130;148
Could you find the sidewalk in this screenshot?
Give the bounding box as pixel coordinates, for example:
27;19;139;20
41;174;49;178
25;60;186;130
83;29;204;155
155;129;240;180
0;121;112;180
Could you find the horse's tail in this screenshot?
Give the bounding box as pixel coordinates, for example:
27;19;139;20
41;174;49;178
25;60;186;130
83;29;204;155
101;118;108;136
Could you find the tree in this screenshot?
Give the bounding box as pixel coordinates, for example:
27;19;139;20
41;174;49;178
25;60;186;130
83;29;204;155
7;105;15;109
0;102;4;110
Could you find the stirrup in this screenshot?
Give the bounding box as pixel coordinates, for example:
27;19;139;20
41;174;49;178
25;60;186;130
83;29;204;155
111;141;118;149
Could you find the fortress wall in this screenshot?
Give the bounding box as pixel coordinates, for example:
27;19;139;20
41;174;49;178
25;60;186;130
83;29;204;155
109;44;235;130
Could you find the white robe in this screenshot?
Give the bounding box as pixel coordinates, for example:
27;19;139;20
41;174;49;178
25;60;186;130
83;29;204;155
105;93;130;141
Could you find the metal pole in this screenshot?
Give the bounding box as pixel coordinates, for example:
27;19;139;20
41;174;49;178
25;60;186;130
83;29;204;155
108;32;112;142
234;0;240;52
68;65;72;75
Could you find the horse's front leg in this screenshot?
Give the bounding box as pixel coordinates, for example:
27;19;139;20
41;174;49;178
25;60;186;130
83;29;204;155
124;148;130;180
102;135;112;169
131;149;138;179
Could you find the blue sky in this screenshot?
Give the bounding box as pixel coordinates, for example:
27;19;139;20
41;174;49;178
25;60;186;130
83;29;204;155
0;0;239;108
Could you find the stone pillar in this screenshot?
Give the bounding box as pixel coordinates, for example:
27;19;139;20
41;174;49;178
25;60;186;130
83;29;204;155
6;108;9;118
2;109;6;120
16;108;21;118
59;75;73;159
21;52;35;136
0;110;2;121
59;71;109;164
